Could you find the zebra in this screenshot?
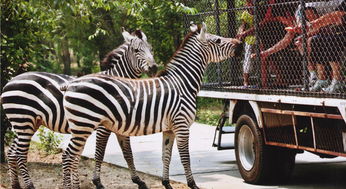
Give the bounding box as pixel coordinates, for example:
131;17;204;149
62;23;243;189
1;28;157;189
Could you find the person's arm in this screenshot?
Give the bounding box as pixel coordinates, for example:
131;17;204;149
290;11;346;36
308;11;346;35
236;22;247;40
252;31;295;59
237;4;277;40
237;16;276;39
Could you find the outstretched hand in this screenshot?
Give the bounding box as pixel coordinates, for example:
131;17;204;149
251;52;268;61
285;21;313;34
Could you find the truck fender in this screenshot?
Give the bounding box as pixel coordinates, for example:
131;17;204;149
229;100;264;128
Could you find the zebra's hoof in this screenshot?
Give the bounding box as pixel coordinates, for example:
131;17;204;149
95;184;105;189
132;176;148;189
138;183;149;189
162;180;173;189
92;178;105;189
25;183;35;189
12;182;22;189
188;181;199;189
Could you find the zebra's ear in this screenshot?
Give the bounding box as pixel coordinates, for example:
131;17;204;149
190;21;198;32
141;32;148;41
122;27;135;42
134;30;143;39
134;30;147;41
197;22;207;42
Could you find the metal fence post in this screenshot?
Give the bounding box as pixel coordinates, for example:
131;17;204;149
227;0;236;37
253;0;262;88
214;0;222;88
299;0;309;91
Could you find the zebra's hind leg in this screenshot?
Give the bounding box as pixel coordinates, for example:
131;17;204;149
116;135;148;189
62;151;73;189
62;125;93;189
7;137;21;189
174;126;199;189
161;131;175;189
15;126;36;189
92;126;111;189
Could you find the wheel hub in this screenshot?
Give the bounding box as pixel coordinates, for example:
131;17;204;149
238;125;255;171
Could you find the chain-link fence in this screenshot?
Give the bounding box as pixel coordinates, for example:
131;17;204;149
184;0;346;99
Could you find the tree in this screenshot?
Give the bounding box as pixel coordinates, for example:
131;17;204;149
1;0;60;162
0;0;196;162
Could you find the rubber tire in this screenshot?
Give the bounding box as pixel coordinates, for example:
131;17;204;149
235;114;296;184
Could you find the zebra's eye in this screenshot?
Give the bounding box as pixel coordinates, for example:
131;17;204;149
134;49;140;53
215;38;221;44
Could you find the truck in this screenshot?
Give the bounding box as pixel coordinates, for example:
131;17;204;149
184;0;346;184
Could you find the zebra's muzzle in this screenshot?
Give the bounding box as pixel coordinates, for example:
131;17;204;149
148;65;158;77
233;42;243;57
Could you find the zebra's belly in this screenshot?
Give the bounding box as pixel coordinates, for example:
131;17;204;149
106;118;171;137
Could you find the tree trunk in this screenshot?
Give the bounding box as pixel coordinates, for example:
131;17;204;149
96;8;118;71
0;53;10;163
0;112;7;163
61;37;71;75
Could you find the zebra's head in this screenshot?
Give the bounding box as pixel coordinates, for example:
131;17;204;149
122;28;158;76
191;23;243;63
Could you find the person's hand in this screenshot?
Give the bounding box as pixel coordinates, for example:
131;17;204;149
294;35;303;47
236;32;246;40
294;35;312;55
286;22;311;34
286;25;303;33
251;52;268;60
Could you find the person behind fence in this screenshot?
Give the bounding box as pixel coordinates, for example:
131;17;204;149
294;5;320;87
236;0;276;87
248;0;304;88
251;6;320;88
236;0;256;87
294;0;345;93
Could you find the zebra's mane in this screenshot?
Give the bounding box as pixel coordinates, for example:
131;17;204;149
100;46;128;71
156;26;202;77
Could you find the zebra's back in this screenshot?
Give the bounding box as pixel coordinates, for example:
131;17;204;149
1;72;74;133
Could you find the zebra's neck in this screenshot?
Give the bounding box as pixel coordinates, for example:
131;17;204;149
99;43;141;79
163;36;208;97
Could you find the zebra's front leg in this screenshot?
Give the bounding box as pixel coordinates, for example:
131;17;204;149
173;127;199;189
7;137;21;189
161;131;175;189
116;134;148;189
92;126;111;189
62;127;93;189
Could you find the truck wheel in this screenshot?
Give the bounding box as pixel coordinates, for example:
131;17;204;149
235;114;296;184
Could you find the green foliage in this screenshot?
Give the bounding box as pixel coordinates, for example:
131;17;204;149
4;129;16;146
1;0;197;78
36;128;62;155
119;0;197;65
196;97;223;125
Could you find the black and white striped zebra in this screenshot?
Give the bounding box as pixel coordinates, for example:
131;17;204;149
1;28;157;189
62;23;243;189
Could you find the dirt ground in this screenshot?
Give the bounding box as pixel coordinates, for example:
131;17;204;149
0;149;189;189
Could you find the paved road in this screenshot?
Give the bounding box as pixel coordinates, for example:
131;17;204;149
53;123;346;189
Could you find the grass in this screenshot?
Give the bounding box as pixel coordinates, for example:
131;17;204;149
195;97;224;126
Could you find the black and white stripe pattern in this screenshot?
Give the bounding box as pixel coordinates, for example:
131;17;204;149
62;23;242;189
1;29;156;189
